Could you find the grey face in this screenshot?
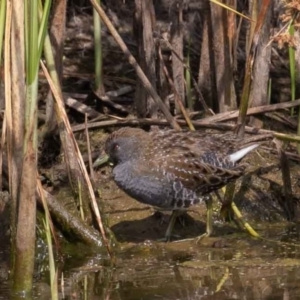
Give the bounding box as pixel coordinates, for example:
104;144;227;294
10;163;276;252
105;137;142;164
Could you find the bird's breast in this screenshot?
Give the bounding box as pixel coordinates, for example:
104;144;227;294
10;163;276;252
112;162;202;210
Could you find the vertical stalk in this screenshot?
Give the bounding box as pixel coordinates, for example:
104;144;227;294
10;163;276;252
12;0;38;292
12;0;50;293
93;0;102;90
288;24;298;153
186;39;193;111
0;0;6;65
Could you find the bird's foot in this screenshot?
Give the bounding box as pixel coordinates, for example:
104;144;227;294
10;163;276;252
158;234;181;243
195;232;210;244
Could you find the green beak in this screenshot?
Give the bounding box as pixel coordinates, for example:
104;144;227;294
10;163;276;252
93;152;110;168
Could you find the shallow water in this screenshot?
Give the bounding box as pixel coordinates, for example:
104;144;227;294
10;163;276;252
2;225;300;300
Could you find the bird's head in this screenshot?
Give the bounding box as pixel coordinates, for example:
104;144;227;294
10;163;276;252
93;127;151;167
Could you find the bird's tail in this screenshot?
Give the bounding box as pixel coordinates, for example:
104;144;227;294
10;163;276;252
228;143;259;163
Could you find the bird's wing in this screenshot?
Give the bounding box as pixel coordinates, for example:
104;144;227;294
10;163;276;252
150;130;238;157
147;130;256;194
150;130;261;164
151;154;246;195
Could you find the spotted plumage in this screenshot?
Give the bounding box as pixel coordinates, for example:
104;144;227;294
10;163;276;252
103;127;258;211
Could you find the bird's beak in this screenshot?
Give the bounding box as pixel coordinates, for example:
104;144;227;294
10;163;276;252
93;151;110;168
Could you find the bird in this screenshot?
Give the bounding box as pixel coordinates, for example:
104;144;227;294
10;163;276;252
93;127;260;241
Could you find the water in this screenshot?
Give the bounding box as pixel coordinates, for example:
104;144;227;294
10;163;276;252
1;225;300;300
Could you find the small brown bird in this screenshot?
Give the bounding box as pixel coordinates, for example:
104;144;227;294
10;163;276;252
94;127;260;241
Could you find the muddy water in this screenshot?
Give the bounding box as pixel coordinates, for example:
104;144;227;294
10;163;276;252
1;226;300;299
38;225;300;300
2;226;299;300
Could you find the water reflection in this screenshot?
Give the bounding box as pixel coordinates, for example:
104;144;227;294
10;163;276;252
1;226;300;299
59;256;300;300
55;236;300;300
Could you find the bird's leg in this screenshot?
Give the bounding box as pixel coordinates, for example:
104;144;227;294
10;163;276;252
196;195;213;243
205;195;213;236
163;210;181;242
219;185;259;237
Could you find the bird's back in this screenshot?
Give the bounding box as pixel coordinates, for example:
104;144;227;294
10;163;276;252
149;130;254;169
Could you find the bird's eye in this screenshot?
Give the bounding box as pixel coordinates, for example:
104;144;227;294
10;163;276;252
113;144;120;151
